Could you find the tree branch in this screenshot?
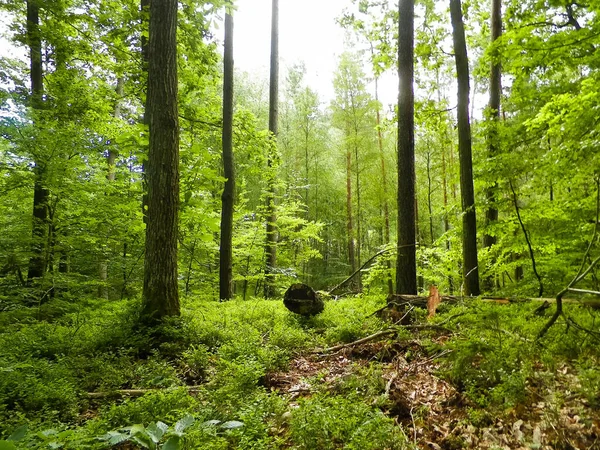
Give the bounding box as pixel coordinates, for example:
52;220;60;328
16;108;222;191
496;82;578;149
510;180;544;297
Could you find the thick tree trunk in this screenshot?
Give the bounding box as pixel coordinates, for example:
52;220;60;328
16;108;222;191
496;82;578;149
396;0;417;295
450;0;480;296
141;0;180;322
219;7;235;301
264;0;279;299
483;0;502;291
26;0;49;284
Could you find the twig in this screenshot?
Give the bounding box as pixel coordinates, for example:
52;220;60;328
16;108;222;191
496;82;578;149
397;305;415;323
385;372;398;397
567;288;600;296
410;407;417;446
563;315;600;341
510;180;543;297
402;324;453;333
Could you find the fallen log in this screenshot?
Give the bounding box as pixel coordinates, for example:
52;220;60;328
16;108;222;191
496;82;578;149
384;294;600;308
87;386;203;399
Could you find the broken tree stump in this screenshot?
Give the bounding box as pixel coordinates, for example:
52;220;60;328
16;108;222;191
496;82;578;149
283;283;324;316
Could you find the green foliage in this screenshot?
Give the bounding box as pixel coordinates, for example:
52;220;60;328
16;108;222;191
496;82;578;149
440;300;600;409
98;414;195;450
289;394;407;450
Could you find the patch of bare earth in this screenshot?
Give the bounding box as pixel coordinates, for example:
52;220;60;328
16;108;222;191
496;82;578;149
266;337;600;449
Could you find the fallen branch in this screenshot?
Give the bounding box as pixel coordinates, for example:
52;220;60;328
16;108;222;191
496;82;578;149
317;320;454;355
316;329;398;354
328;248;392;295
87;386;203;399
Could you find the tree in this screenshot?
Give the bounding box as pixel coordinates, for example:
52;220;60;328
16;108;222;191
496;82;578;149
264;0;279;298
141;0;180;322
26;0;50;285
450;0;480;296
482;0;502;291
396;0;417;295
331;52;377;290
219;4;235;301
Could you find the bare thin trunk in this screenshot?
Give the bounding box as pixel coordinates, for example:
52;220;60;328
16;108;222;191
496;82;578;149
346;148;356;276
373;69;393;295
99;78;124;300
264;0;279;298
483;0;502;291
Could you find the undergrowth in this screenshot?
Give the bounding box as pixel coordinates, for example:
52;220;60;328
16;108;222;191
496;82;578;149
0;294;598;449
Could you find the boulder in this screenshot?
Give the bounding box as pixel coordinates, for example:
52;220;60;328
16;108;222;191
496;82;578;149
283;283;324;316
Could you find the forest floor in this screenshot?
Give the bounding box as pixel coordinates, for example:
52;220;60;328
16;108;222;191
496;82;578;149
0;293;599;449
269;337;600;449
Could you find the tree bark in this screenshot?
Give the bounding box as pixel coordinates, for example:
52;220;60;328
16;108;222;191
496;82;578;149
450;0;480;296
26;0;49;284
483;0;502;291
264;0;279;299
396;0;417;295
141;0;180;322
219;6;235;301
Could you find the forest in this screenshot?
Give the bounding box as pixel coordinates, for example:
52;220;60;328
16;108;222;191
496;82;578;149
0;0;599;448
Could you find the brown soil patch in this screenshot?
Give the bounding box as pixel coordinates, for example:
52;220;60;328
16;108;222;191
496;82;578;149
267;336;600;449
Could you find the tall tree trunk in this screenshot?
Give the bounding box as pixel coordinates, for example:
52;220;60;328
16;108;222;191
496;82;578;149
373;68;393;295
441;145;454;293
354;133;362;291
264;0;279;298
483;0;502;291
141;0;180;323
396;0;417;295
450;0;480;296
346;147;356;278
219;6;235;301
26;0;49;284
99;78;124;300
140;0;150;225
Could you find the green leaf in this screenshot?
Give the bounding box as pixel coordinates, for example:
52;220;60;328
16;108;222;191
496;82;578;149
146;422;167;443
201;420;221;427
36;429;58;440
161;436;182;450
7;425;27;442
99;431;128;446
174;415;194;433
220;421;244;430
131;432;155;450
0;441;17;450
